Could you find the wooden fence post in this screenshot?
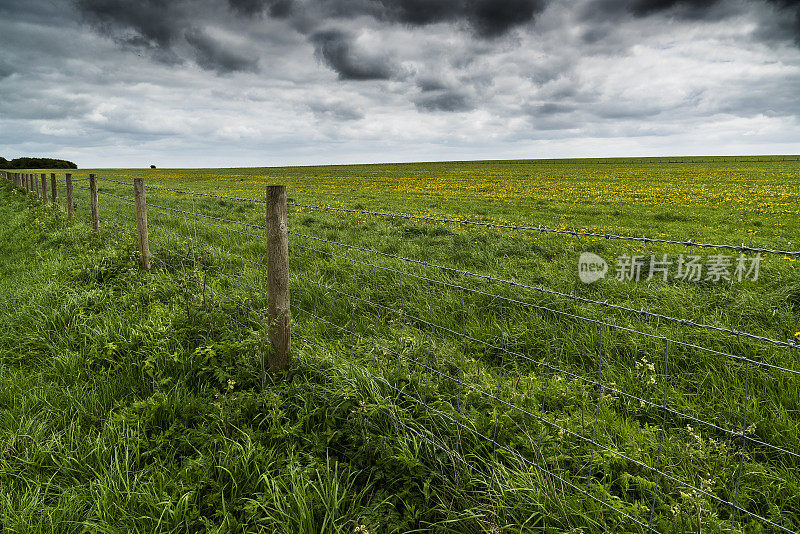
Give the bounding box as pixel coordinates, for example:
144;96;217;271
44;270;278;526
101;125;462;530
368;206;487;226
51;173;57;205
133;178;150;270
89;174;99;234
34;173;39;198
41;173;47;202
266;184;291;373
66;174;74;220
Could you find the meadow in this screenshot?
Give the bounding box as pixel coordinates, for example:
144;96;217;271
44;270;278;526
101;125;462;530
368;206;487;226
1;156;799;533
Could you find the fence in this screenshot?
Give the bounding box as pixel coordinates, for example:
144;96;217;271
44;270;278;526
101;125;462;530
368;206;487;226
2;169;799;532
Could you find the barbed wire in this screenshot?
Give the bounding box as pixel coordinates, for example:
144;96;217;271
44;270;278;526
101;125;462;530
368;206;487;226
137;196;800;350
131;199;800;349
290;239;800;458
289;230;799;350
290;294;795;534
145;197;799;390
97;190;135;204
145;201;268;231
143;183;267;204
288;202;800;257
289;319;660;530
95;177;134;186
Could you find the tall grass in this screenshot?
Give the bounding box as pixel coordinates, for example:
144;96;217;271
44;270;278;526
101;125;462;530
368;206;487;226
1;158;799;534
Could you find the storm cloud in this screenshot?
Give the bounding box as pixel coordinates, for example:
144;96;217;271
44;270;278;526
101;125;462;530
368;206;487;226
75;0;261;71
0;0;798;167
228;0;294;17
311;29;403;80
375;0;548;37
184;27;259;73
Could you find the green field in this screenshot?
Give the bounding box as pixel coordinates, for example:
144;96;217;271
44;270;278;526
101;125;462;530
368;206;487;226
1;157;799;533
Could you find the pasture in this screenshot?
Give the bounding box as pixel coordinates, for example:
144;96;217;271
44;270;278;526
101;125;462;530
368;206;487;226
1;156;799;533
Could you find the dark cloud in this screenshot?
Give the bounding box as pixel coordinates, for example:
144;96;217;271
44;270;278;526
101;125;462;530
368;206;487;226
767;0;800;43
308;100;365;120
0;61;13;79
184;27;259;73
75;0;184;48
580;0;800;44
225;0;545;38
628;0;721;18
417;76;450;92
528;103;577;116
379;0;457;25
375;0;546;37
228;0;294;17
0;92;92;120
414;89;474;111
74;0;258;72
311;29;401;80
469;0;547;37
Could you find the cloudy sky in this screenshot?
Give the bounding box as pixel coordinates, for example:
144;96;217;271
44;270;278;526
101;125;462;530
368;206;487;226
1;0;799;167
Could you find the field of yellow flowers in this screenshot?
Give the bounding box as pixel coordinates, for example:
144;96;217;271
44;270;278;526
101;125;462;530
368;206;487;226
73;156;799;249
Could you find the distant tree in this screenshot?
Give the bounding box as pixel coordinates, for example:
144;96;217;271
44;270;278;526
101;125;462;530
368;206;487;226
0;156;77;169
151;165;156;169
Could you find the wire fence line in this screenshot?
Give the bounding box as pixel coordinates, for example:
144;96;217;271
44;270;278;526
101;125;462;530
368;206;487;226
3;169;799;533
288;201;800;257
81;176;800;350
105;176;799;258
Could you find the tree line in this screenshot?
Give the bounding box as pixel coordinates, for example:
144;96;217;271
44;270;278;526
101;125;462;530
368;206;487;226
0;156;77;169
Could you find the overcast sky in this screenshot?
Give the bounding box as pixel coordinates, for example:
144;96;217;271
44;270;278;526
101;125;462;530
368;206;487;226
1;0;799;167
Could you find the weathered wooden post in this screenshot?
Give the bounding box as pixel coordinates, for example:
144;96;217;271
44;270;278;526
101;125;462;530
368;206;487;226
89;174;99;234
65;174;74;220
51;173;57;205
34;173;39;198
41;173;47;202
266;185;291;373
133;178;150;270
